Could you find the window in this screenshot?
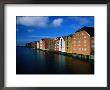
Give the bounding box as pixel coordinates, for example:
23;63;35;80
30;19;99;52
61;39;62;42
84;40;86;43
78;40;81;43
74;41;76;43
84;36;86;38
82;33;84;35
84;48;87;51
92;40;94;43
78;44;81;46
77;40;81;46
79;48;81;51
74;48;76;50
92;45;94;48
82;48;83;51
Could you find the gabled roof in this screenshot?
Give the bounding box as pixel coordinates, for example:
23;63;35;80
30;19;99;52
68;34;73;37
76;26;94;37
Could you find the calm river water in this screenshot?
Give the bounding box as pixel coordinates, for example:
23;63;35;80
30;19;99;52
16;46;94;74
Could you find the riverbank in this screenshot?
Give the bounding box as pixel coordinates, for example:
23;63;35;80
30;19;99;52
31;47;94;64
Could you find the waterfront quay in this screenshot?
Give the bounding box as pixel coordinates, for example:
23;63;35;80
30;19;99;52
26;26;94;64
37;48;94;64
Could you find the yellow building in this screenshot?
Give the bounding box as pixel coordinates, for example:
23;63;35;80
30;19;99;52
64;35;73;54
64;36;68;53
67;35;73;53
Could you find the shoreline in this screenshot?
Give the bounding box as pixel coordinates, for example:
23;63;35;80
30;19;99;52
17;46;94;64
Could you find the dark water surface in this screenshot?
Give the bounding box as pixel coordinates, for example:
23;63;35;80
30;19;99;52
16;46;94;74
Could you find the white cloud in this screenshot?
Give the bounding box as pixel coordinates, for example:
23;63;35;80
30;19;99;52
17;16;49;27
52;18;63;27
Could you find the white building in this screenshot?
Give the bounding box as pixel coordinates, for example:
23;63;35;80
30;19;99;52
37;41;40;49
59;37;65;52
40;39;43;50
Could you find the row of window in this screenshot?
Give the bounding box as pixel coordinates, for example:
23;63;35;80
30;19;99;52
76;32;86;36
73;44;86;46
73;40;87;43
73;48;87;51
73;35;87;39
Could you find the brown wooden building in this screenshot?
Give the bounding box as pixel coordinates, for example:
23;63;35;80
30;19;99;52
72;27;94;55
41;38;51;50
54;37;60;52
48;39;55;51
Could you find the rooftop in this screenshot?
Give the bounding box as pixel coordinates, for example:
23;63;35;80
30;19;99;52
76;26;94;37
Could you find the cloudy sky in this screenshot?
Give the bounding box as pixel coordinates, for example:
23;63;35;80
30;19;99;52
16;16;94;46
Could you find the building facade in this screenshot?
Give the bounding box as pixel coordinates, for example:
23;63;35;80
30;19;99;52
48;39;55;51
54;37;60;52
31;41;37;48
40;39;43;50
72;27;94;55
64;36;68;53
64;35;73;54
67;35;73;53
59;37;65;52
37;41;40;49
90;37;94;55
26;26;94;56
41;38;50;50
25;43;31;47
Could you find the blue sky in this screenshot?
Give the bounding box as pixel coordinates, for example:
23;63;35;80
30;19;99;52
16;16;94;46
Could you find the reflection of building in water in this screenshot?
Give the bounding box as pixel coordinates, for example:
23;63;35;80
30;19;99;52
58;54;66;72
65;57;93;74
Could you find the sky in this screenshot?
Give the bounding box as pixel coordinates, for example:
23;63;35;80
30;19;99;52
16;16;94;46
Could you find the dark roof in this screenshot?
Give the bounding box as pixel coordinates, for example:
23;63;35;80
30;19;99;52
62;36;67;39
76;26;94;37
68;34;73;37
57;37;61;39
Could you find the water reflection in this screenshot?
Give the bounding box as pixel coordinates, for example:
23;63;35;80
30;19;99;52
16;47;94;74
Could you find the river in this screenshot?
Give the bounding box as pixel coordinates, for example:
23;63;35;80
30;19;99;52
16;46;94;74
